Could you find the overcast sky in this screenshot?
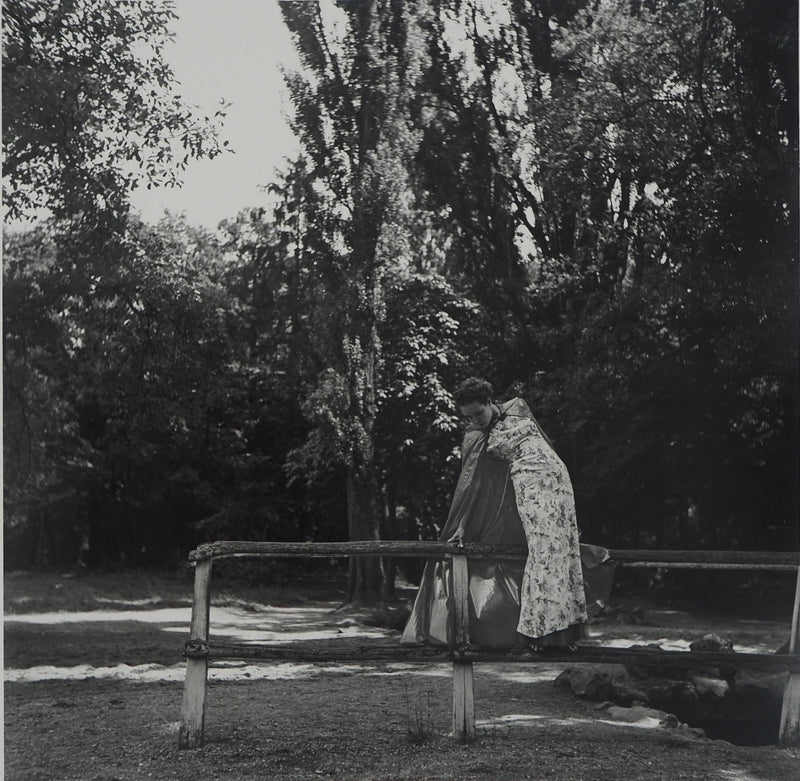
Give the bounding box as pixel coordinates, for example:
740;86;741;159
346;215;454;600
129;0;301;228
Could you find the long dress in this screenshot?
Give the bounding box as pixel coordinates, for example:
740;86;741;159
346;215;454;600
401;397;612;649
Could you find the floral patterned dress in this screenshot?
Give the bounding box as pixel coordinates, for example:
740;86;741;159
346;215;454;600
401;398;614;649
401;397;599;648
488;398;588;639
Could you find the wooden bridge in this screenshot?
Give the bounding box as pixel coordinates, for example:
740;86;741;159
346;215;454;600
178;541;800;748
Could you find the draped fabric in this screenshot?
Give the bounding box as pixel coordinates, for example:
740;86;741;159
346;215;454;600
401;397;614;649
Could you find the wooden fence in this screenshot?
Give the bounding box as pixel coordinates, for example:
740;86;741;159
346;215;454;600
179;541;800;749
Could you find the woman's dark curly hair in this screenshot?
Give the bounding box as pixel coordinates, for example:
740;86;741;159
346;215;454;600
453;377;494;407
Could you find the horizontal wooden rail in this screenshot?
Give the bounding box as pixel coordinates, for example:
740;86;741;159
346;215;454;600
186;641;800;673
189;540;799;571
179;540;800;749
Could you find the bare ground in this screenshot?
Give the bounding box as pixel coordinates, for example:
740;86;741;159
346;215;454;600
3;569;799;781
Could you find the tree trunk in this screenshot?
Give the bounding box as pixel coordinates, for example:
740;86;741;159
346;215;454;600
35;509;49;569
381;470;398;601
345;463;383;604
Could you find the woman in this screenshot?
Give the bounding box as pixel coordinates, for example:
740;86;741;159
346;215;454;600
401;378;611;650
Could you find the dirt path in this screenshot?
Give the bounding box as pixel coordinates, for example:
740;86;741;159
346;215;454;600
4;573;799;780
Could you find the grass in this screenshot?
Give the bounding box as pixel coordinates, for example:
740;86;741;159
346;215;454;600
4;568;799;780
404;682;437;744
3;568;195;614
3;564;352;616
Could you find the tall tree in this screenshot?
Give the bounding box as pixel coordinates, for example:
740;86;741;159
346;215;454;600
3;217;234;565
280;0;432;602
3;0;229;566
395;0;798;548
2;0;227;224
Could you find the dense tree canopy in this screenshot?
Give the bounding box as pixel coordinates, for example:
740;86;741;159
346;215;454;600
4;1;797;596
2;0;227;223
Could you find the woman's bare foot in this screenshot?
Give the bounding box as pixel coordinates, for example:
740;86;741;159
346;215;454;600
529;641;578;654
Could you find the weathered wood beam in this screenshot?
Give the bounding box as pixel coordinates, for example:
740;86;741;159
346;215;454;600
188;642;800;673
179;559;212;749
451;552;475;742
188;540;523;561
188;540;798;571
779;565;800;746
178;541;799;750
196;643;453;663
610;549;798;568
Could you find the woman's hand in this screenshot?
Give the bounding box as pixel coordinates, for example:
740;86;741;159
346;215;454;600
447;528;466;546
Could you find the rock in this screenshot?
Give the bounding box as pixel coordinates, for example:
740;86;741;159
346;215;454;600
610;677;650;706
693;666;723;679
675;681;701;705
689;634;734;654
604;704;667;724
603;706;705;738
659;715;706;739
602;706;705;739
687;635;738;678
554;668;612;700
690;674;730;700
732;669;789;700
646;680;700;709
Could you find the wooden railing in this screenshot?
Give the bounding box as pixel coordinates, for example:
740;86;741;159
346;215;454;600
179;542;800;749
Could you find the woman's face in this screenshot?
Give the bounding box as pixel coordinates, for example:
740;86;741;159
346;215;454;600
459;400;494;429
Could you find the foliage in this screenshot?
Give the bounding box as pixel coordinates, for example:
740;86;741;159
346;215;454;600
3;0;231;567
279;0;441;600
4;0;797;573
409;0;798;550
376;272;480;540
3;215;319;567
2;0;227;223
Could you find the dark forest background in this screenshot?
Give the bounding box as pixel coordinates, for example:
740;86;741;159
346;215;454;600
3;1;798;599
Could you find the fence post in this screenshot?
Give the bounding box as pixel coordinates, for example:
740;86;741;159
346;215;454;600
179;557;213;748
779;564;800;746
452;551;476;742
